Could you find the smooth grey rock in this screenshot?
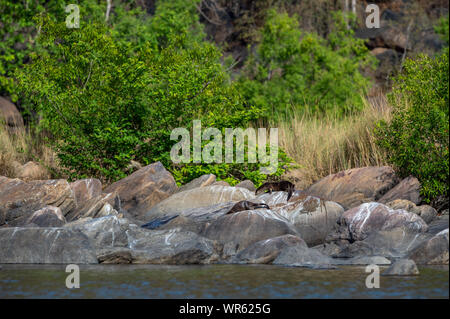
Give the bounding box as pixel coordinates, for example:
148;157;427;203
0;177;75;226
235;180;256;192
0;227;97;264
337;202;428;242
332;228;431;259
427;216;449;235
103;162;178;220
272;245;335;269
408;228;449;265
143;185;255;221
201;209;298;257
65;192;121;222
142;202;236;234
272;194;344;246
97;247;133;264
176;174;216;193
383;259;419;276
65;215;130;250
123;227;221;264
379;176;421;205
313;242;346;257
70;178;102;207
255;191;289;206
386;199;437;224
306;166;399;210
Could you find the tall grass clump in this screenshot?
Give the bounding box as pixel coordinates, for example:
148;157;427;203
275;95;391;188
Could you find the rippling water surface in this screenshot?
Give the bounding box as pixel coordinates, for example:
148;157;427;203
0;264;448;298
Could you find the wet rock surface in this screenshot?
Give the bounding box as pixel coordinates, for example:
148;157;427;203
383;259;420;276
103;162;178;220
0;227;97;263
0;164;447;267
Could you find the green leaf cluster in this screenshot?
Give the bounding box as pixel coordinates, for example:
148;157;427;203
238;10;376;118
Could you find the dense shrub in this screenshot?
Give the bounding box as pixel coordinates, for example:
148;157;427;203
15;3;288;185
238;10;375;118
375;52;449;202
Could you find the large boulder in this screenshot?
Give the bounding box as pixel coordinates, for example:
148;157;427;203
70;178;102;207
64;215;221;265
336;202;428;242
428;217;449;236
176;174;216;193
255;191;290;206
379;176;421;205
383;259;420;276
235;180;256;192
103;162;177;220
306;166;399;209
0;227;97;263
272;245;335;269
26;206;66;227
65;192;121;222
146;202;235;234
0;96;23;129
65;215;130;250
234;235;307;264
0;177;75;226
408;228;449;265
143;185;254;221
272;194;345;246
97;227;221;264
332;256;391;266
330;228;431;259
200;209;299;257
386;199;437;224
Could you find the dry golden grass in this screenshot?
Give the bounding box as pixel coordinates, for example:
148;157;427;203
274;94;392;189
0;123;60;178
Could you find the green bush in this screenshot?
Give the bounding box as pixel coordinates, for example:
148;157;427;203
375;52;449;202
238;10;375;118
15;6;285;186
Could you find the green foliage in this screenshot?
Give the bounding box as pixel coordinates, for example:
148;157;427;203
238;10;375;118
434;15;449;47
15;9;264;184
0;0;63;101
375;52;449;202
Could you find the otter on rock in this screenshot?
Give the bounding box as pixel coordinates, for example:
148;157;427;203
255;181;295;201
226;201;270;215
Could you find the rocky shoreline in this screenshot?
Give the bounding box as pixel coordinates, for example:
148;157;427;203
0;163;448;275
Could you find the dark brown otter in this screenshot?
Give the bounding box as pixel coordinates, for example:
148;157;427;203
255;181;295;201
226;201;270;215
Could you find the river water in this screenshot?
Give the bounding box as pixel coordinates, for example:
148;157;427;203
0;264;448;298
